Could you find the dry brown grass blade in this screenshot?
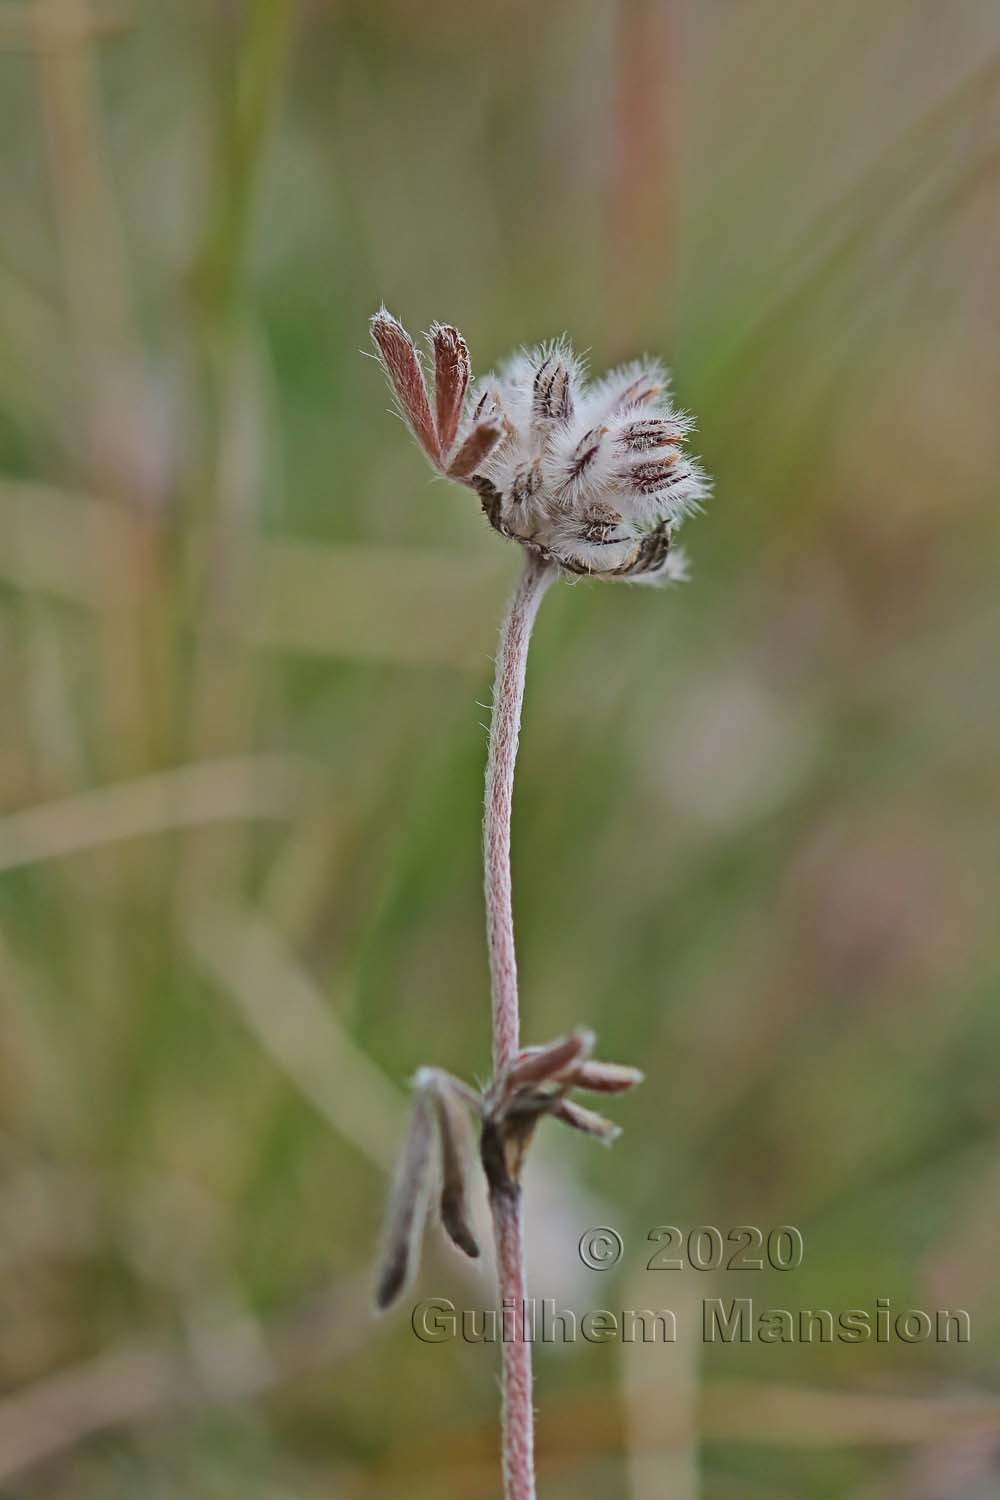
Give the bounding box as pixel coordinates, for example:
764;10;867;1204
0;755;317;874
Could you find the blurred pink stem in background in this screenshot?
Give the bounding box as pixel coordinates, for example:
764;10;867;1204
483;555;554;1500
608;0;676;337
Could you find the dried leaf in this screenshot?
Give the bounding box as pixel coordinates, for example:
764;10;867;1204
426;1072;480;1260
373;1089;435;1310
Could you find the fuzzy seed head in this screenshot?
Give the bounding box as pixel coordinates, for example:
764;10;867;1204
370;310;709;584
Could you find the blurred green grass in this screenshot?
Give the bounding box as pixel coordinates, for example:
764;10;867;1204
1;1;999;1496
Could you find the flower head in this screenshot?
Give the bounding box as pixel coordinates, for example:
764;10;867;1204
370;309;709;583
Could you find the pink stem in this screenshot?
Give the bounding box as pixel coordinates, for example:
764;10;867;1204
484;555;554;1075
483;554;554;1500
492;1188;535;1500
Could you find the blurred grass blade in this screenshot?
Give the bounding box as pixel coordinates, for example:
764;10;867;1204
0;755;316;873
187;902;406;1173
0;483;510;667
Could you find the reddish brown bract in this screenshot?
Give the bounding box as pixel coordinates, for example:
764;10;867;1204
370;309;441;467
448;419;502;479
431;323;471;457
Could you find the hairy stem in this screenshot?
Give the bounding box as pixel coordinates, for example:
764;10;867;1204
483;554;554;1500
491;1185;534;1500
485;555;554;1074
